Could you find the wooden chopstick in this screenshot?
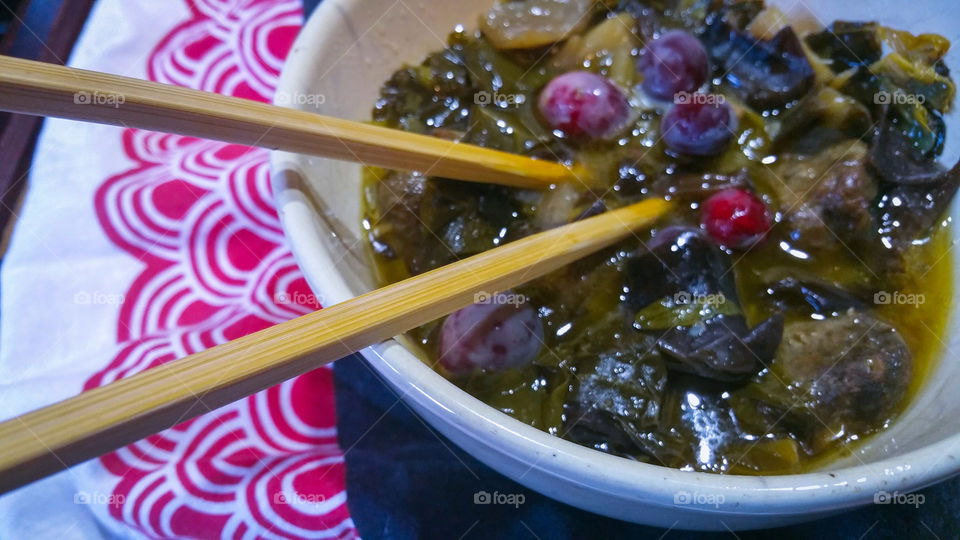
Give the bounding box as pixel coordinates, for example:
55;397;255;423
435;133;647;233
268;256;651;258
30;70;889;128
0;55;583;189
0;198;668;493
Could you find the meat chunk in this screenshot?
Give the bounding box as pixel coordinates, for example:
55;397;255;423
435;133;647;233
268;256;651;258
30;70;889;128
775;311;912;434
770;141;877;250
375;170;438;273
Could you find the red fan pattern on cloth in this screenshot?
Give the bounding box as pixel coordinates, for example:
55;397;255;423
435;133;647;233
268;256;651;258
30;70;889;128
85;1;357;537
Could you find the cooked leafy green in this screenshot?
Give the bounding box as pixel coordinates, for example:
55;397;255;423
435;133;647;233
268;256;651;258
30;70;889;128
633;295;741;330
807;22;955;159
464;366;568;435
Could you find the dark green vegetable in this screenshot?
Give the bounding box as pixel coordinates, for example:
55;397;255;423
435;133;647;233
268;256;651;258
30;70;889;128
806;21;883;73
633;295;741;330
775;87;874;147
464;366;568;435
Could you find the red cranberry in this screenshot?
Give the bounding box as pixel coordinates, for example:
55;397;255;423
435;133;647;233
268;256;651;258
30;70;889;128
701;188;771;250
438;300;543;376
537;71;631;139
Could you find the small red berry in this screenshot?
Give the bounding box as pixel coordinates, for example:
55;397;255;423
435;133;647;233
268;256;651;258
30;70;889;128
538;71;631;139
438;300;543;376
701;188;771;249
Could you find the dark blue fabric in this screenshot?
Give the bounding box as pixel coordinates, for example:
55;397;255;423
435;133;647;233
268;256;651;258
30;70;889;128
301;0;322;20
333;353;960;539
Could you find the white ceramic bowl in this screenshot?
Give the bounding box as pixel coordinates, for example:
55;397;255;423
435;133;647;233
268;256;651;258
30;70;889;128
271;0;960;530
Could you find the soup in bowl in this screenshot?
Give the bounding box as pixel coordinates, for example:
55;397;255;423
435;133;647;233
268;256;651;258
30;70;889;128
271;0;960;529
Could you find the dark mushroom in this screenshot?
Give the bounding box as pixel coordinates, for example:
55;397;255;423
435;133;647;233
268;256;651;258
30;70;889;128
875;155;960;257
656;313;784;381
624;226;738;311
625;227;783;382
703;22;815;109
763;277;870;317
869;109;947;185
876;173;960;248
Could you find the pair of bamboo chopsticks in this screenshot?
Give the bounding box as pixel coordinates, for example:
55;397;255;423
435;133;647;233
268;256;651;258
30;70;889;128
0;55;669;493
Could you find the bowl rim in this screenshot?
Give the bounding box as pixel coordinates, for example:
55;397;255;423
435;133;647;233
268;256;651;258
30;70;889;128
270;0;960;517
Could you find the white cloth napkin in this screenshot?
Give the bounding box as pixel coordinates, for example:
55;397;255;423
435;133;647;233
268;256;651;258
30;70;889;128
0;2;351;538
